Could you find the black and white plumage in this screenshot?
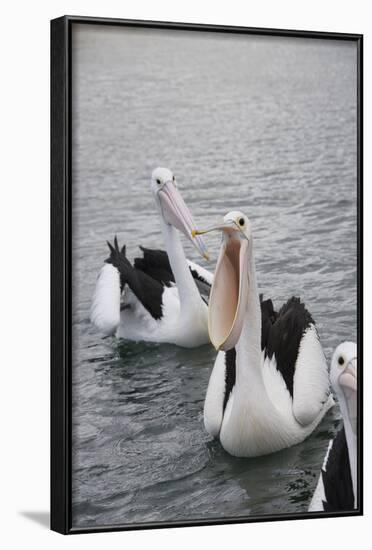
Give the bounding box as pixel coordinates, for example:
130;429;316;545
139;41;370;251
198;211;334;457
214;297;318;418
309;341;357;512
90;168;213;348
134;246;213;300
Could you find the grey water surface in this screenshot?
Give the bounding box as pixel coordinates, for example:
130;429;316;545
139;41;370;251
71;25;357;528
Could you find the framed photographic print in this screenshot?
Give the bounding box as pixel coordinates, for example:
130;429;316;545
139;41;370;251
51;15;363;534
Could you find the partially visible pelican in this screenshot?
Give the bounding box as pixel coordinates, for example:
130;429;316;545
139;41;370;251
91;168;213;347
194;211;334;457
309;342;357;512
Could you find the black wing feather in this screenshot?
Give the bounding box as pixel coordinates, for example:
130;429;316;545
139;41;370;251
322;427;354;511
105;239;164;320
223;349;236;413
261;296;314;397
134;246;175;287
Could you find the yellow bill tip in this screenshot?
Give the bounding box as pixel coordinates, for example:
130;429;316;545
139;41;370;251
204;252;210;261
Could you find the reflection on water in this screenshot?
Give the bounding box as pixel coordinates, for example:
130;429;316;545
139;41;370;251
71;25;357;527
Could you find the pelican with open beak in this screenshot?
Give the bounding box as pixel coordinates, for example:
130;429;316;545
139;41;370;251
90;167;213;347
193;211;251;351
195;210;334;457
309;342;358;512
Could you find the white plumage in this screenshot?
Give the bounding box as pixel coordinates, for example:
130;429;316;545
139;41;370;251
203;351;227;437
292;325;332;426
90;264;121;336
116;284;209;347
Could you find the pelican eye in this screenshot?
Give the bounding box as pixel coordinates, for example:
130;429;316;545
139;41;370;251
338;356;345;366
156;178;162;185
173;175;175;182
238;217;245;227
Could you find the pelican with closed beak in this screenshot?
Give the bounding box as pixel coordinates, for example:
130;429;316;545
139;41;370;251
90;168;213;347
309;342;357;512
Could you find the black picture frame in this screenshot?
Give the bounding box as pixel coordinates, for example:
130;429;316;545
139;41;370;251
51;15;363;535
